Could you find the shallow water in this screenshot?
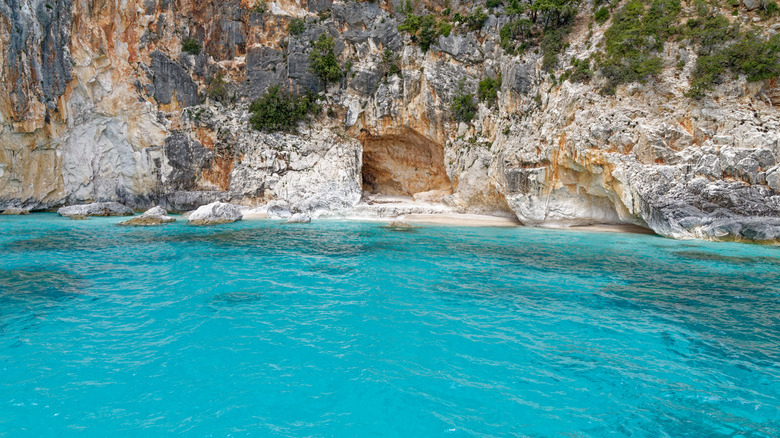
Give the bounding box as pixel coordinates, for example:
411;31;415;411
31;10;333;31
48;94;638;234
1;214;778;437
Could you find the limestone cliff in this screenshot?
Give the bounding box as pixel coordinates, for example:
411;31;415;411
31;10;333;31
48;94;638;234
1;0;779;243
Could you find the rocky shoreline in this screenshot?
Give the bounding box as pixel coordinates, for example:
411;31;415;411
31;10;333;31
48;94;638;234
1;0;778;244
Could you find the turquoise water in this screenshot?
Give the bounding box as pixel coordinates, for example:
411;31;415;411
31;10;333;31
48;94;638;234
1;215;778;437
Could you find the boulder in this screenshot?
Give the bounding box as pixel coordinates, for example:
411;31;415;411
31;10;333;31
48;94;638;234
187;202;243;225
286;213;311;223
119;206;176;226
58;202;133;217
1;207;30;215
266;201;293;219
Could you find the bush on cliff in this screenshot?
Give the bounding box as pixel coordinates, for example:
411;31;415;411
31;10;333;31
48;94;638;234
478;74;502;107
597;0;680;94
451;79;478;124
182;38;201;55
288;18;305;36
249;85;320;133
398;14;443;52
309;34;342;86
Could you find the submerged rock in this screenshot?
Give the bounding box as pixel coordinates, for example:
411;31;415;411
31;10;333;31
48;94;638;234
118;206;176;226
187;202;243;225
57;202;133;217
1;207;30;215
383;220;414;231
286;213;311;223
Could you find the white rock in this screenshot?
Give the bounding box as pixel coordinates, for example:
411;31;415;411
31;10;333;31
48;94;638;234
286;213;311;223
118;206;176;226
187;202;243;225
58;202;133;217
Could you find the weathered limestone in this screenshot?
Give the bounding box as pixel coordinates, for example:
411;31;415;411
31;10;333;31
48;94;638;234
57;202;133;217
118;206;176;226
187;202;243;225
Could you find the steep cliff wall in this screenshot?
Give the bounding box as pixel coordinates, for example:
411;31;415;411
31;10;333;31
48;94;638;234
1;0;779;243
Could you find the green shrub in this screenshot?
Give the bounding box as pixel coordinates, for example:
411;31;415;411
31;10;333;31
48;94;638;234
418;15;439;51
207;72;229;102
182;38;201;55
251;0;266;13
451;78;477;123
309;34;342;85
288;18;305;36
398;14;444;52
478;74;502;106
597;0;680;93
594;6;610;24
568;57;592;82
500;18;532;54
541;26;570;71
688;32;780;97
438;20;453;37
530;0;578;28
453;8;488;31
249;85;320;133
763;0;779;16
486;0;503;8
506;0;525;15
380;48;402;78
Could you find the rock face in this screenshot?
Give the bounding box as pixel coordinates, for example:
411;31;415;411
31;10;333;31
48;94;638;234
1;0;779;243
118;206;176;226
57;202;134;217
187;202;243;225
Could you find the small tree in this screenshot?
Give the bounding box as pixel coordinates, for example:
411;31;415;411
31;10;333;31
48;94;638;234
451;78;477;124
309;34;342;86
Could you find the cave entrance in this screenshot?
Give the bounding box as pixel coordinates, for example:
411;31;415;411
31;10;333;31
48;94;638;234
360;129;452;197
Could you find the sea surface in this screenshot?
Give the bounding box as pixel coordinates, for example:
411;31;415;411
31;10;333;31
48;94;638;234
1;214;778;437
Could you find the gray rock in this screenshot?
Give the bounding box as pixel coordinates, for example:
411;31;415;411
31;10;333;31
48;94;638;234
244;46;284;99
1;207;30;215
151;51;200;107
286;213;312;223
436;34;483;64
508;62;533;95
118;206;176;226
767;166;780;193
163;132;214;191
349;69;382;96
743;0;760;10
1;0;73;118
187;202;243;225
58;202;134;217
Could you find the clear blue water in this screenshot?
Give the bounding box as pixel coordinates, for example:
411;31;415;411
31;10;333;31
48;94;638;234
1;214;779;437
